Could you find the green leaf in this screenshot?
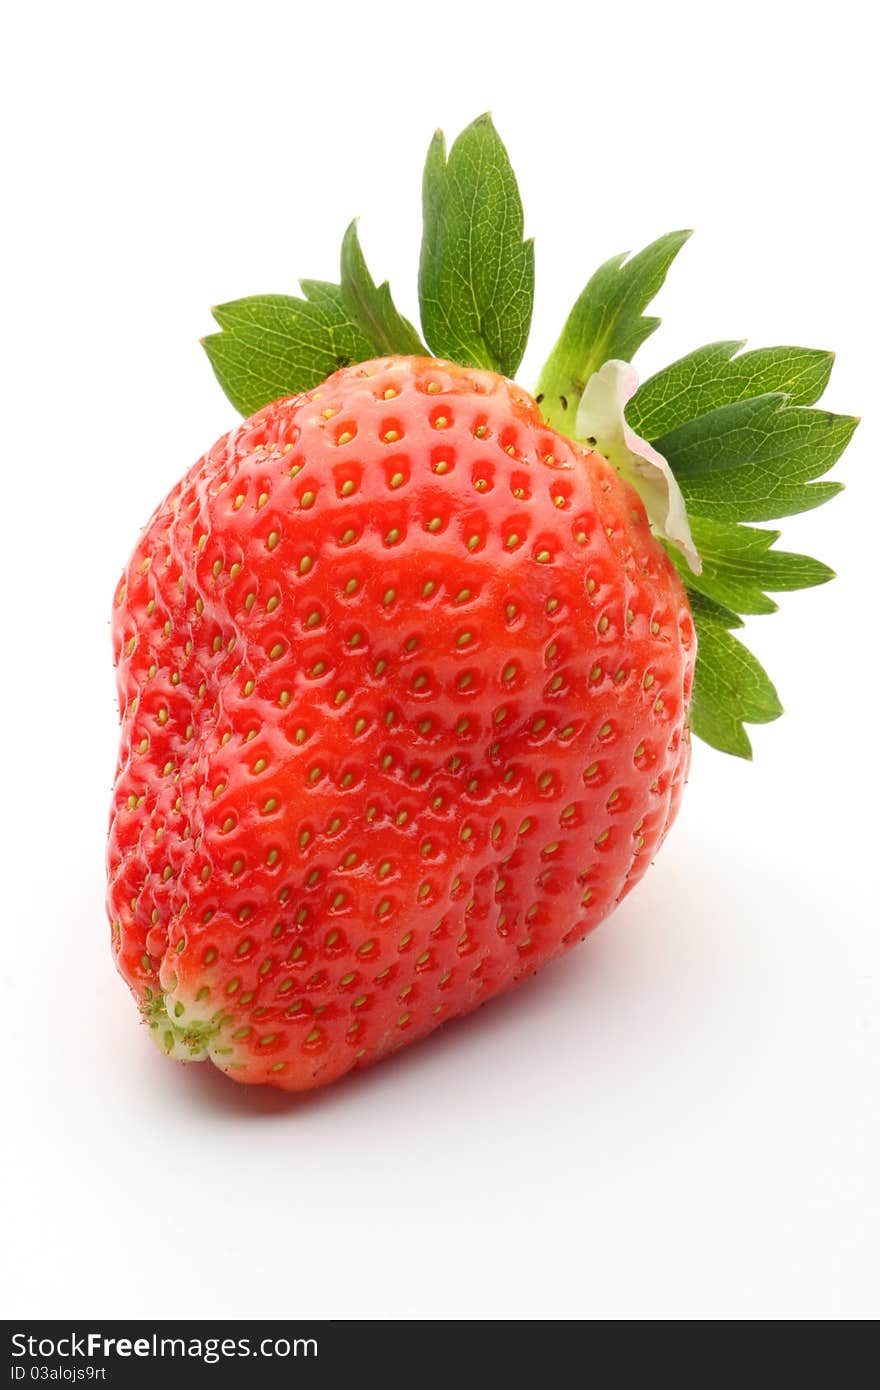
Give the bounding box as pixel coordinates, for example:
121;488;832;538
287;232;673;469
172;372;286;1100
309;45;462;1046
656;393;855;522
535;230;692;436
623;341;853;756
340;220;427;357
418;113;534;377
685;587;744;630
628;341;835;440
666;516;835;615
202;282;373;417
686;589;783;758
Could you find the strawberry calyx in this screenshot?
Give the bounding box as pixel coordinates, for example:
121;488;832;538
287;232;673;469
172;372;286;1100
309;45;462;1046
201;115;857;758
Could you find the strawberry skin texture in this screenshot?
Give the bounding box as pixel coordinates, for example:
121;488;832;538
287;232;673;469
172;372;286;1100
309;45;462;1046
107;357;695;1091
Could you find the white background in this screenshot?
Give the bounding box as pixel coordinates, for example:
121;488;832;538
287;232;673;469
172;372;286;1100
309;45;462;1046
3;0;877;1321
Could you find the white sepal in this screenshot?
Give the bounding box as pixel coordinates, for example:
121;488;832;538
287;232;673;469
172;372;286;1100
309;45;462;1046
575;359;702;574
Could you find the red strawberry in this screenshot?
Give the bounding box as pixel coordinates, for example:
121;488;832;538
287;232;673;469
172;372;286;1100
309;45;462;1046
108;356;694;1090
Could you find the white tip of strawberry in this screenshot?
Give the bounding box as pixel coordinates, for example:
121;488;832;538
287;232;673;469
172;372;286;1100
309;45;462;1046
575;359;702;575
143;987;220;1064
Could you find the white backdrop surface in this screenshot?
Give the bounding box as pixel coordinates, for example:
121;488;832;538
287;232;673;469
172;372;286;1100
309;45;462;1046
2;0;876;1321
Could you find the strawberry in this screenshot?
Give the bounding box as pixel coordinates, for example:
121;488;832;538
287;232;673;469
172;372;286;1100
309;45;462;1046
108;356;694;1088
108;116;854;1090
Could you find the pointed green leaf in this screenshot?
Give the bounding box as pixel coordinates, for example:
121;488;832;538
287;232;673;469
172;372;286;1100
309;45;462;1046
340;220;427;357
628;341;835;440
687;588;744;630
656;393;854;522
202;282;373;417
535;230;692;436
666;517;835;615
686;589;783;758
418;114;534;377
